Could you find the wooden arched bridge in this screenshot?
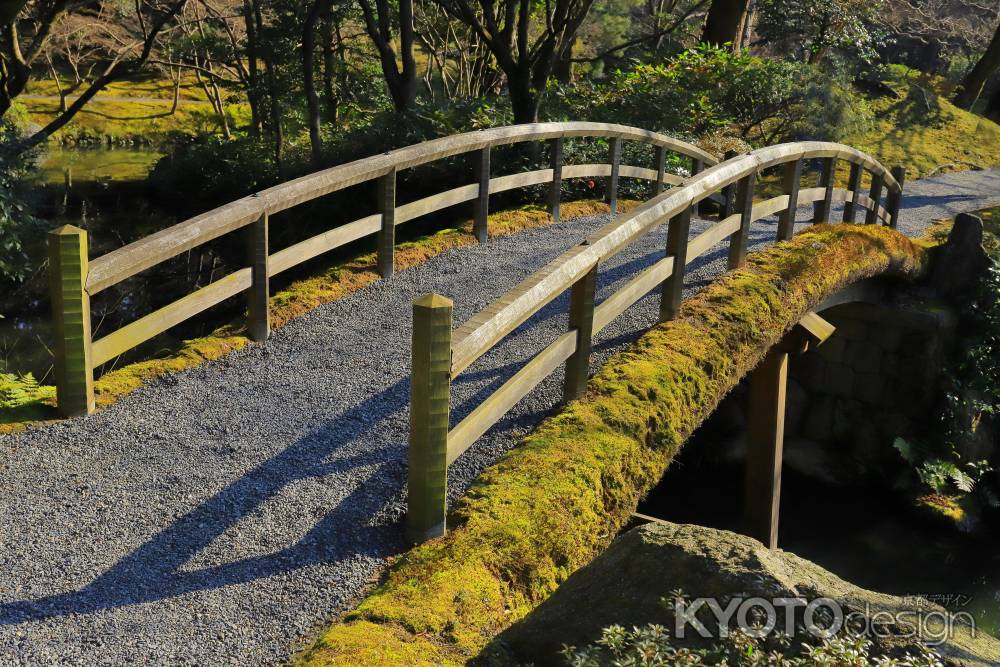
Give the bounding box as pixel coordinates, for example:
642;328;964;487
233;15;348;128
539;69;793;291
28;120;1000;664
48;123;905;544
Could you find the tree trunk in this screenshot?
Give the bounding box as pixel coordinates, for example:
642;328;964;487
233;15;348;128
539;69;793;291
302;0;326;165
701;0;751;50
508;76;540;124
243;0;262;137
955;21;1000;110
321;4;339;122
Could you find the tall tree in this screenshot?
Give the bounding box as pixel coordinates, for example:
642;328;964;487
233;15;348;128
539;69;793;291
955;19;1000;110
2;0;189;155
434;0;597;123
303;0;329;163
357;0;418;112
700;0;750;50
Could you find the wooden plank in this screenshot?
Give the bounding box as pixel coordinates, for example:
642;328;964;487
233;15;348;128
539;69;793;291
659;206;691;322
269;214;381;276
377;167;397;278
796;311;835;346
49;225;94;416
844;162;862;223
563;263;598;401
92;268;252;366
407;293;452;543
246;212;269;342
593;255;674;333
607;136;622;215
396;183;479;223
473;146;491;242
562;163;612;179
549;137;563;223
447;330;576;464
727;172;756;270
489;169;554;194
777;159;803;241
745;348;789;549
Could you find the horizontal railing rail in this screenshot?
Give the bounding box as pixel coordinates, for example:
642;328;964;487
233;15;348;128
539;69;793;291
406;140;906;543
47;122;717;416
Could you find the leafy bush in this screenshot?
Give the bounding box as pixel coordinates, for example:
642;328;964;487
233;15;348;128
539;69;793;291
562;622;945;666
756;0;889;66
551;45;867;146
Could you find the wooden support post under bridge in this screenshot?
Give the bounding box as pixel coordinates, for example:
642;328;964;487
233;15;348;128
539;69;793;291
744;311;834;549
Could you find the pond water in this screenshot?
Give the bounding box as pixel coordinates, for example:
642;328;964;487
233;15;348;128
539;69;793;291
34;146;165;184
2;146;175;380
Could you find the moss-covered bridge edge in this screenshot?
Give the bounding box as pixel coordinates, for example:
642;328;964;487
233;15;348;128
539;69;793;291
295;223;948;666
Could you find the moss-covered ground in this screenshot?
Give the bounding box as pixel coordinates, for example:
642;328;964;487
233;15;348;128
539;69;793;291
295;224;936;666
0;199;635;435
844;66;1000;180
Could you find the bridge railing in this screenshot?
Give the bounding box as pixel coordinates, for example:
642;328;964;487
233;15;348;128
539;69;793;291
47;122;717;416
406;140;905;543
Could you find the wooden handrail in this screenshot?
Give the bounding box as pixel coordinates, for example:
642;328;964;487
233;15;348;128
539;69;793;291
52;121;715;416
86;122;715;294
449;142;900;375
405;142;903;540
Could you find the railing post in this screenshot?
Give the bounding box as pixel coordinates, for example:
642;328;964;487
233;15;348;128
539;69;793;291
690;157;703;178
653;145;667;197
720;150;738;220
843;162;862;224
865;171;884;225
563;261;598;402
777;159;802;241
247;211;270;342
407;293;453;544
887;166;906;229
813;157;836;224
727;171;756;270
49;224;94;417
659;205;691;322
378;167;397;278
549;137;563;223
473;146;490;243
607;136;622;215
745;347;789;550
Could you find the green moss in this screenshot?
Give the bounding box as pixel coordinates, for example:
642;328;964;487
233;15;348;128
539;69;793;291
0;199;628;433
845;66;1000;179
296;224;937;666
915;493;967;523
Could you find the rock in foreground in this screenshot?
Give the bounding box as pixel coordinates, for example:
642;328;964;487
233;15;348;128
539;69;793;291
491;521;1000;666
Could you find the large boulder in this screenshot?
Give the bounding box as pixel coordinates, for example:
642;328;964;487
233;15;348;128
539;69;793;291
491;522;1000;666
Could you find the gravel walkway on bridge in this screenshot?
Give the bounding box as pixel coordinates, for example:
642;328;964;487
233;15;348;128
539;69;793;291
1;168;998;665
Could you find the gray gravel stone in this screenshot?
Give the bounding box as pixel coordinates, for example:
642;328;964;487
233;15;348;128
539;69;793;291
0;169;996;665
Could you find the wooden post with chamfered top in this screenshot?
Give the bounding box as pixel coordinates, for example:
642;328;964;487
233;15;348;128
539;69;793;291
813;157;836;224
607;136;622;215
377;167;397;278
865;172;884;225
727;171;756;270
247;211;269;341
49;225;95;416
407;293;453;543
843;162;862;224
777;159;803;241
659;206;691;322
563;262;598;402
887;166;906;229
549;138;564;223
473;146;491;242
